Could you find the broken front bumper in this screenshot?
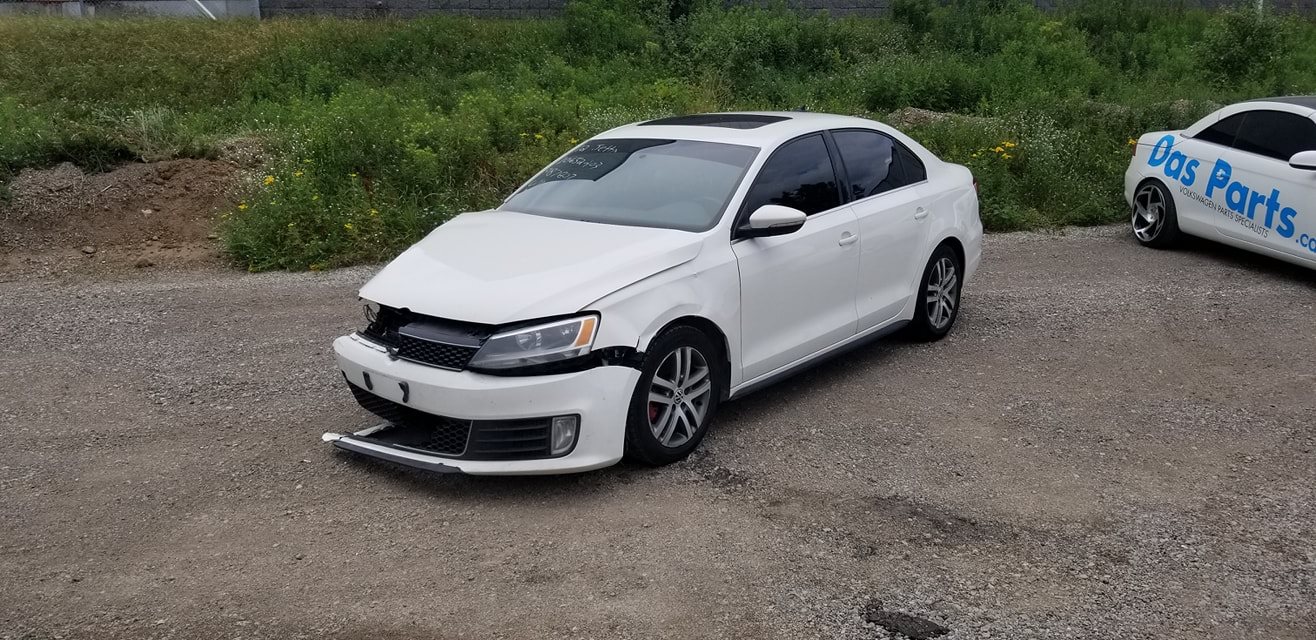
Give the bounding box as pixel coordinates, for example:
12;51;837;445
323;334;640;476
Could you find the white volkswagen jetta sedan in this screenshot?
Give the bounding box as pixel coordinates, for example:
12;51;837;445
1126;96;1316;269
323;112;983;475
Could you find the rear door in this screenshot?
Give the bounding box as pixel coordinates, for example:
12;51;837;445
830;129;934;330
733;134;860;382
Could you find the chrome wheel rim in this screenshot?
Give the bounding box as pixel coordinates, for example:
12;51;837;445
925;257;959;330
1132;184;1166;242
647;346;712;448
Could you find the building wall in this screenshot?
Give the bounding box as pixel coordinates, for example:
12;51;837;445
257;0;1316;19
1;0;1313;19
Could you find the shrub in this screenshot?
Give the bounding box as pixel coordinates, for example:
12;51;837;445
2;3;1316;270
1197;8;1294;88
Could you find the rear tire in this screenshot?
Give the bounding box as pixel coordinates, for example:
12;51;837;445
1132;180;1181;248
906;244;963;342
623;326;723;466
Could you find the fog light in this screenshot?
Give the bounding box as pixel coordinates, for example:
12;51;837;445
550;415;579;456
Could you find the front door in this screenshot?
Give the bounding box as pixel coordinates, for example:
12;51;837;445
733;134;860;383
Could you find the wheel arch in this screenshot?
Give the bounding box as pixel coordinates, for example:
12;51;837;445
646;315;733;401
935;235;966;268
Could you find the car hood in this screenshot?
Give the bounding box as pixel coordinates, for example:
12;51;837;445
358;210;703;325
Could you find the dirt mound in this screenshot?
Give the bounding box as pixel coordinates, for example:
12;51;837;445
1;159;237;251
0;159;239;277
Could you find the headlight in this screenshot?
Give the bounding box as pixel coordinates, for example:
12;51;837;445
468;314;599;370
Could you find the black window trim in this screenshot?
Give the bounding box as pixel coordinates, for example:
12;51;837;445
1191;108;1316;164
828;127;930;206
731;131;848;240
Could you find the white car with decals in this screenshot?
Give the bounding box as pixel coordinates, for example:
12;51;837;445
322;112;983;475
1126;96;1316;268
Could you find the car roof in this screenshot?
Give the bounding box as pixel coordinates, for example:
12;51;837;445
1246;96;1316;111
1184;97;1316;136
593;111;888;147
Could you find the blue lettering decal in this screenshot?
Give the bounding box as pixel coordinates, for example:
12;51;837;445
1278;208;1298;238
1225;181;1248;215
1206;159;1232;198
1182;159;1200;186
1247;190;1268;222
1164;152;1186;180
1265;189;1281;229
1148;135;1174;167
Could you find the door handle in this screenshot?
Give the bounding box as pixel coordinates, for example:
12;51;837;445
838;232;858;247
913;207;929;221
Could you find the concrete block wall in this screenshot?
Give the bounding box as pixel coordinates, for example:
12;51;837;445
1;0;1312;19
256;0;1316;19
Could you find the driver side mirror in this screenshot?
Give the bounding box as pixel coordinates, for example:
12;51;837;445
1290;150;1316;171
739;204;807;238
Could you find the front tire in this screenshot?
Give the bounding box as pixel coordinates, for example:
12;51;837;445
623;326;723;466
906;244;963;342
1132;180;1181;248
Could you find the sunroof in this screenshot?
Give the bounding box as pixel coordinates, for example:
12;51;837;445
639;114;791;129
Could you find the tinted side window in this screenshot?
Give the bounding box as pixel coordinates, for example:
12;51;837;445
1233;110;1316;161
833;130;896;199
1195;113;1245;148
742;135;841;216
896;143;927;183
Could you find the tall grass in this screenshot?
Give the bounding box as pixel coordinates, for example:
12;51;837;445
1;0;1314;269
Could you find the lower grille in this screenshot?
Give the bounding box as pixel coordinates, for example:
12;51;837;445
344;382;557;460
347;382;470;456
468;419;552;460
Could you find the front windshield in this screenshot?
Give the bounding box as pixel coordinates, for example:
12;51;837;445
500;138;759;232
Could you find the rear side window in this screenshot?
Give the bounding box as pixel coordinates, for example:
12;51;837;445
896;144;927;183
1232;110;1316;161
833;130;896;199
832;129;927;201
741;134;841;216
1195;113;1245;148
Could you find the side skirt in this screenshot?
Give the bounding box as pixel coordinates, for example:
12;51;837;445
728;319;909;400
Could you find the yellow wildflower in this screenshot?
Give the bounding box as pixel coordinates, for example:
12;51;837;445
971;153;981;158
293;171;304;177
992;146;1005;154
534;133;545;141
237;203;248;211
311;195;319;201
1002;153;1013;160
369;208;379;217
263;175;275;186
349;172;358;178
1128;138;1138;146
1003;141;1017;149
287;222;295;228
569;138;579;144
344;222;354;231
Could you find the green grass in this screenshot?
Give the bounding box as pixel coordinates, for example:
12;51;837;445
2;0;1315;270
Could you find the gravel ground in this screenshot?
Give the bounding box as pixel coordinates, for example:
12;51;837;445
2;226;1314;639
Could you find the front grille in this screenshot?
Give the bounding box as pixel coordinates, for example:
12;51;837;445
395;334;478;370
360;305;492;372
344;382;559;460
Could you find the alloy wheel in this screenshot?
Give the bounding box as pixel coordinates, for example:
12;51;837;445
1132;184;1166;242
925;257;959;330
647;346;713;448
